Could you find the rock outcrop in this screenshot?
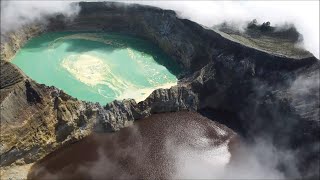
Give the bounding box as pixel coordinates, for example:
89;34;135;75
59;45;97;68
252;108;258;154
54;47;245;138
99;87;198;131
1;25;44;61
0;60;198;172
0;1;319;179
0;61;92;167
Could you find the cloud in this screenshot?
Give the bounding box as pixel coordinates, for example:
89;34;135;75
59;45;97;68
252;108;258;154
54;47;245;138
0;0;80;33
124;1;319;58
165;134;298;179
1;1;318;58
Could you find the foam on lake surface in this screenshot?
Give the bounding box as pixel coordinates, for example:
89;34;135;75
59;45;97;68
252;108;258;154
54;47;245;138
12;32;181;104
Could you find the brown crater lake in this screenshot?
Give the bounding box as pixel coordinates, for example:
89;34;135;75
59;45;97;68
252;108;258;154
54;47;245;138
28;112;239;179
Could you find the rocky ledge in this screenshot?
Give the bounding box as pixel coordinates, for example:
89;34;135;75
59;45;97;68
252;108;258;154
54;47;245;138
0;60;198;178
1;1;319;179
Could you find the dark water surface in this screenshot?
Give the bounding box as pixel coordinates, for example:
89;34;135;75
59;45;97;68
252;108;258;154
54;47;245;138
28;112;237;179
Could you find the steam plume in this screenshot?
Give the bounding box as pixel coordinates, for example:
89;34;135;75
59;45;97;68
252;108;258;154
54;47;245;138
2;1;317;58
0;0;79;33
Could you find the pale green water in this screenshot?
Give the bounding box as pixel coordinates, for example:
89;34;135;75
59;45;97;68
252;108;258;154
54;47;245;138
12;32;181;105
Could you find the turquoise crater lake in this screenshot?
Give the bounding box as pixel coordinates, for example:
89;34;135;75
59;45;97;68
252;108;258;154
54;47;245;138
12;32;181;104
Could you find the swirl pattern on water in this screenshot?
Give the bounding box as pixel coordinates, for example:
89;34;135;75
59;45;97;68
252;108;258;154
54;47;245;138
12;32;180;104
61;54;110;86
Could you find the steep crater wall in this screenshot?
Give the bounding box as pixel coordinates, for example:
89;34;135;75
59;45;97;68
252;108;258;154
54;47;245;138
1;1;319;178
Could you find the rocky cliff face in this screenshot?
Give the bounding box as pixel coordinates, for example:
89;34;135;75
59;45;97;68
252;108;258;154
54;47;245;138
0;60;198;178
0;64;199;176
0;61;198;161
1;1;319;179
1;25;44;61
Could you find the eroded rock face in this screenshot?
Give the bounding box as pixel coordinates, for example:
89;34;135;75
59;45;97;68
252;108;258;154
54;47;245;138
0;62;198;169
0;1;319;179
0;65;94;167
1;25;44;61
97;87;198;131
